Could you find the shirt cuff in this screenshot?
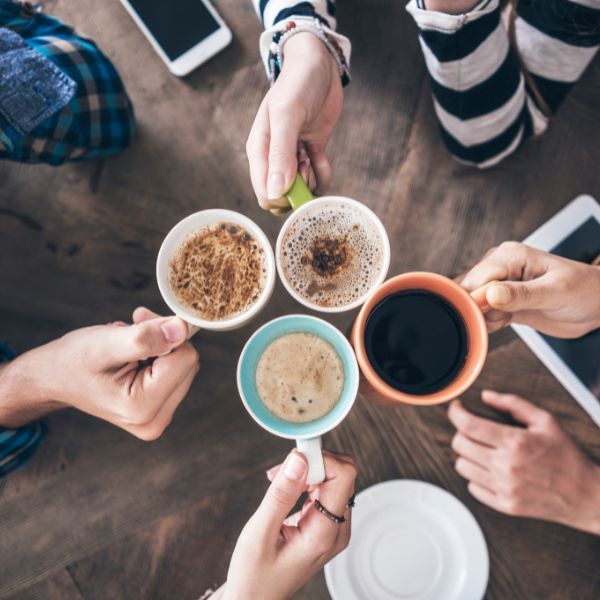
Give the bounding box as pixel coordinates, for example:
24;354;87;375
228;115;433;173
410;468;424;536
406;0;500;33
259;16;351;84
0;341;47;477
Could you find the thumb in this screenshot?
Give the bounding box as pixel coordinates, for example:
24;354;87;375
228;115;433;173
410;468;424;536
253;450;308;539
486;279;550;313
100;317;189;365
266;108;301;201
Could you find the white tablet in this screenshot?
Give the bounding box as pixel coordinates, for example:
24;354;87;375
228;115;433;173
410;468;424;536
512;195;600;427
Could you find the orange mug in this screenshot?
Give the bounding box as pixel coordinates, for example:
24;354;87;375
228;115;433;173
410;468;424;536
351;272;489;406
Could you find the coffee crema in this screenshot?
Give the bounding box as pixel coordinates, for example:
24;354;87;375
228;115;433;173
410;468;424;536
256;332;343;423
169;222;266;321
280;202;384;308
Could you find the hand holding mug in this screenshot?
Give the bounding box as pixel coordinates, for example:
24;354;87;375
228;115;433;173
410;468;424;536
246;32;344;212
449;391;600;535
461;242;600;338
0;307;199;440
221;449;357;600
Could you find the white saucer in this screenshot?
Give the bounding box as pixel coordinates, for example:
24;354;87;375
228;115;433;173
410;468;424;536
324;480;489;600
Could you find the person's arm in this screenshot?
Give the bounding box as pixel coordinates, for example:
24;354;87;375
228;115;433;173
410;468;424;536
0;1;135;166
460;242;600;338
449;391;600;535
247;1;351;212
0;307;199;441
221;449;357;599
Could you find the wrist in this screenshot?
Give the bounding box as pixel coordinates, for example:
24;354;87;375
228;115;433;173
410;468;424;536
570;464;600;535
283;31;339;78
0;346;63;427
591;267;600;332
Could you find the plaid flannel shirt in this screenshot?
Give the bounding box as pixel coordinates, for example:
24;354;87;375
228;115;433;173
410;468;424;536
0;0;135;165
0;342;46;478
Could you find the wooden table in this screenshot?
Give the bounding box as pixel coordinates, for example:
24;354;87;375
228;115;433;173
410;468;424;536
1;1;599;598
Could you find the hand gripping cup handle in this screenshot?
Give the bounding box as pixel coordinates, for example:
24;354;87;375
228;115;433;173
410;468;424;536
285;172;315;211
297;437;325;485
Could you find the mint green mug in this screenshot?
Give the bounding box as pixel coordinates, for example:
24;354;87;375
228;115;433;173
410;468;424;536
237;314;359;484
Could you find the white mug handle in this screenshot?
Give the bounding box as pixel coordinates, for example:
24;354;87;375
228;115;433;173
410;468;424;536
296;437;325;485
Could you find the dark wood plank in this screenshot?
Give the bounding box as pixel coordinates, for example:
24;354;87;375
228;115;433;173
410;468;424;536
1;0;599;598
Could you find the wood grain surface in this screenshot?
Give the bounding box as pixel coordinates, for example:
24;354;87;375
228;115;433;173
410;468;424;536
1;0;599;598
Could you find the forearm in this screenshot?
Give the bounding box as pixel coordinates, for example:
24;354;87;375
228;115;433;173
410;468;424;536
0;349;63;427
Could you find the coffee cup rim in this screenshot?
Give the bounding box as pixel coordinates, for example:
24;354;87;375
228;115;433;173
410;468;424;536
156;209;276;331
237;314;359;440
352;272;488;405
275;196;391;314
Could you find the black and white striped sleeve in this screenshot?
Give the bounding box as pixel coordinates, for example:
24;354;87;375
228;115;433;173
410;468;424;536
406;0;599;168
252;1;351;80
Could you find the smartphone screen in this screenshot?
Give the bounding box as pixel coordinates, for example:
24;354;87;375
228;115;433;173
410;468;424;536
126;0;221;60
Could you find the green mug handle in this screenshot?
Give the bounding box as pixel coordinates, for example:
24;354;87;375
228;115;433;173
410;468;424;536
285;173;314;211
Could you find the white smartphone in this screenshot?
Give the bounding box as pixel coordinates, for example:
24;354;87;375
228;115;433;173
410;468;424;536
119;0;232;76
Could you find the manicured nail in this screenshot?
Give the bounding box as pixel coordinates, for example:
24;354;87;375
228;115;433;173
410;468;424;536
267;172;285;200
161;318;186;343
283;452;307;481
488;284;512;305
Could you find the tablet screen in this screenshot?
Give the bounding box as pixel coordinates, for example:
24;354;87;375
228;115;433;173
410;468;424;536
542;217;600;400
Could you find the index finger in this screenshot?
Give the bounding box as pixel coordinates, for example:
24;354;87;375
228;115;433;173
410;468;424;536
247;101;290;211
448;399;511;447
461;242;547;292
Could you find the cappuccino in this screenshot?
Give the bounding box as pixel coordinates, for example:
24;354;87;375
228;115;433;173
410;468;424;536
280;201;385;309
256;332;343;423
169;222;267;321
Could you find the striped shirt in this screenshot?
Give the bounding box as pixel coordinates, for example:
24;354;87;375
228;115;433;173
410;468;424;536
0;342;46;478
254;0;600;168
0;0;135;166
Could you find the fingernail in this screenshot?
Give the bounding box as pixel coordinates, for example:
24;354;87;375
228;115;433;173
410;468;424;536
283;452;307;481
266;466;278;478
489;284;512;306
267;172;285;200
161;318;187;344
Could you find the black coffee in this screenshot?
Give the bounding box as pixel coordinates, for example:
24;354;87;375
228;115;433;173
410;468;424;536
364;290;468;395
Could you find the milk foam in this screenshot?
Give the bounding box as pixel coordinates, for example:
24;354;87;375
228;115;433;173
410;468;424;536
281;202;385;308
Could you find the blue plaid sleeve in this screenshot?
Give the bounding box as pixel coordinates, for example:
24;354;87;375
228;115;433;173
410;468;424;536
0;341;46;478
0;0;135;165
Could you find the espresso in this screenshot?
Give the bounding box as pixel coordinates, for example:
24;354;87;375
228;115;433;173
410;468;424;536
280;202;385;308
365;291;468;395
169;222;266;321
256;332;344;423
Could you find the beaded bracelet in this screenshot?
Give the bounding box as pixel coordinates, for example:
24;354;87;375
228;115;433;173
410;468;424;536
267;18;351;87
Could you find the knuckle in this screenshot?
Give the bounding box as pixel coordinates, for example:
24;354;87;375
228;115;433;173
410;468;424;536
340;460;358;483
537;411;555;429
451;433;462;453
314;536;335;558
508;434;528;455
134;422;165;442
502;496;522;516
268;485;294;510
498;240;523;255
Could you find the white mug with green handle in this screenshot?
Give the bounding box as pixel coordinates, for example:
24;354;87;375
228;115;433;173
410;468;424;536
276;174;391;313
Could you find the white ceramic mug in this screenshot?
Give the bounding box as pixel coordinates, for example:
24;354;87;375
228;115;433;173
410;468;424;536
156;209;276;332
276;175;391;314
